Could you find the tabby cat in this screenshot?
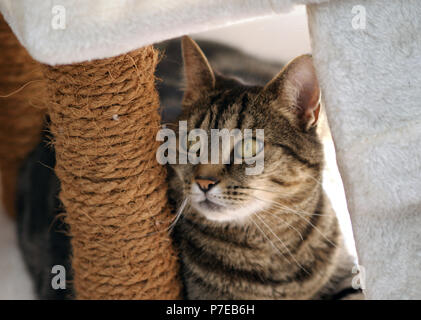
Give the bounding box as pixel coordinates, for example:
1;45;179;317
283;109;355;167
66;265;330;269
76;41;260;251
168;36;362;300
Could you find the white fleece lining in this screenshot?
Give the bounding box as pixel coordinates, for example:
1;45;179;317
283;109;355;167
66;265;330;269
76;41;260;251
0;0;324;65
308;0;421;299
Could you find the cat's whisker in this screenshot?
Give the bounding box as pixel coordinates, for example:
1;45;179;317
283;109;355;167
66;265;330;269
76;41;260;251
237;184;305;195
234;186;280;194
299;171;324;187
168;197;188;231
260;209;304;241
256;212;329;281
250;216;291;264
272;202;328;217
250;195;337;248
290;211;337;249
254;213;310;275
208;194;247;204
250;194;327;217
270;202;337;248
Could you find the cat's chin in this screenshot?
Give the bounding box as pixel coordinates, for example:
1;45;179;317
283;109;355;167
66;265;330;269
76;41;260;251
198;210;251;223
192;200;263;223
196;199;223;211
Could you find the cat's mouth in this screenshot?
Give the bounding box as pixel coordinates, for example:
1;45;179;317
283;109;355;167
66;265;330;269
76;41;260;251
197;199;223;211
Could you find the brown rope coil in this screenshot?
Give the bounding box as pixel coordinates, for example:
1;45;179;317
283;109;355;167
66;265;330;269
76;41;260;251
0;15;46;217
44;46;181;299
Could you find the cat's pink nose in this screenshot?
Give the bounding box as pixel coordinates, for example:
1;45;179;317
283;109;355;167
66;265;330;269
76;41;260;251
195;177;219;192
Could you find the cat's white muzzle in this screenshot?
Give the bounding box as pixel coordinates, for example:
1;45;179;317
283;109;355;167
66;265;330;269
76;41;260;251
189;183;264;222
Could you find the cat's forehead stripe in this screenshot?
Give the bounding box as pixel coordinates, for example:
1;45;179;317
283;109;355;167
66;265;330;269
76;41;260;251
193;109;210;130
211;91;234;129
236;93;250;131
207;90;252;131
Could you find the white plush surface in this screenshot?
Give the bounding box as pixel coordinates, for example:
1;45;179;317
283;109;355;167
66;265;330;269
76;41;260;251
0;0;326;65
308;0;421;299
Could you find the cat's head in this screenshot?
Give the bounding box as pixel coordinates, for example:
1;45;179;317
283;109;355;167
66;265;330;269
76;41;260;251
169;36;324;223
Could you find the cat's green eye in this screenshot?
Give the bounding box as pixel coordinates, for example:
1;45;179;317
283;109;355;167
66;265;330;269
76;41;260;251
235;138;263;159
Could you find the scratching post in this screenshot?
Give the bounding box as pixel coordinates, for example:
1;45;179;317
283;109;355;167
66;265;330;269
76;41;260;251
44;46;181;299
0;16;45;217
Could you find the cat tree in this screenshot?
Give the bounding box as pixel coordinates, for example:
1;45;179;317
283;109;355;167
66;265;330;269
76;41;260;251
43;47;181;299
0;0;420;299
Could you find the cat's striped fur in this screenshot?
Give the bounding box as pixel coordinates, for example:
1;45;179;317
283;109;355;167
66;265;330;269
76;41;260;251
169;36;363;300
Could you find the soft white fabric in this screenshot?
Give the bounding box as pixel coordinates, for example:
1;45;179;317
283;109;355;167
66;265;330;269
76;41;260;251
308;0;421;299
0;0;325;65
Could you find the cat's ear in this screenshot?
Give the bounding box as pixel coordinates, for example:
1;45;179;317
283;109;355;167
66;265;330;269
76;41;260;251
181;35;215;105
263;54;321;131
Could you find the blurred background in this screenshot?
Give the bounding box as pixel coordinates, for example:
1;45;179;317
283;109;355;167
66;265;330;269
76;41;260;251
0;5;355;299
194;6;311;62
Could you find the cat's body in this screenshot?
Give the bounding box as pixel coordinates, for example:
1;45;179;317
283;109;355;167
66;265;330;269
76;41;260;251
172;194;355;299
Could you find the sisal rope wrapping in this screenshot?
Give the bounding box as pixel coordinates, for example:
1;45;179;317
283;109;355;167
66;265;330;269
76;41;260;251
44;46;182;299
0;15;46;217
